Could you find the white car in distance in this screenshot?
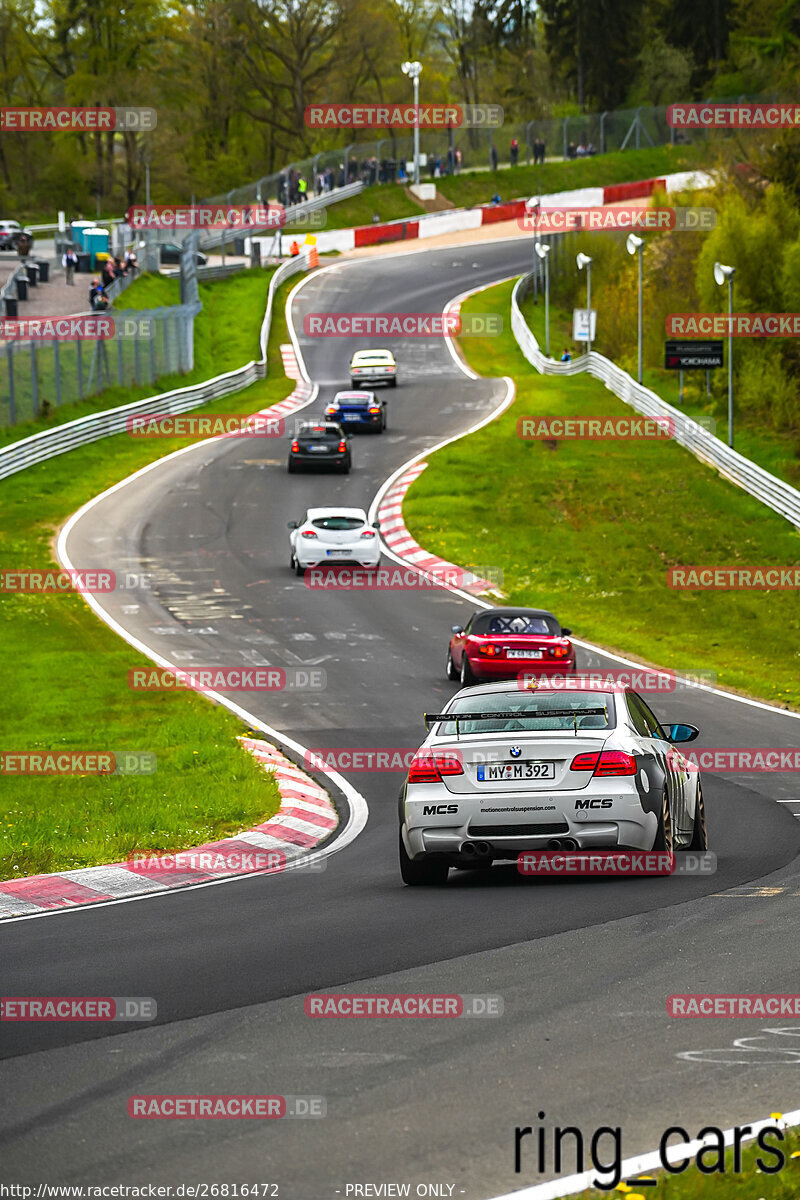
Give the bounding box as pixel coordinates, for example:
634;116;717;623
288;507;382;576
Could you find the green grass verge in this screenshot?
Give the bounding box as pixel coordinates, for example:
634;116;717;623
0;269;307;879
520;292;800;490
568;1124;800;1198
321;145;706;230
320;186;427;229
0;269;274;448
403;279;800;708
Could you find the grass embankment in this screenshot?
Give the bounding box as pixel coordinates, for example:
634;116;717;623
403;279;800;707
321;145;706;229
0;269;306;879
0;270;275;448
520;291;800;490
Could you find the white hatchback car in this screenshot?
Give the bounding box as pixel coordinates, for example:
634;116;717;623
288;507;381;576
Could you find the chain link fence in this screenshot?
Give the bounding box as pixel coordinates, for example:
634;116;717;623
205;94;773;208
0;301;201;427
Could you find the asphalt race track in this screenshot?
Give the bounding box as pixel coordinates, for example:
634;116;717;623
2;239;800;1198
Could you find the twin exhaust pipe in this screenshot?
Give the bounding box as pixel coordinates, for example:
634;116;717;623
461;837;580;856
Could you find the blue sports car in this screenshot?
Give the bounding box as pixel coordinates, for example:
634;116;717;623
325;390;387;433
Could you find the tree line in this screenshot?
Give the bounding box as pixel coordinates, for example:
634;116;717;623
0;0;797;214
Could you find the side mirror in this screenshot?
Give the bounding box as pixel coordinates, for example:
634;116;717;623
561;627;572;637
287;521;299;529
451;625;465;634
372;520;381;530
661;722;699;744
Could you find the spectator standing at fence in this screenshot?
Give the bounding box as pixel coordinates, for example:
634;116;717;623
560;346;571;362
490;143;498;171
510;137;519;166
298;174;308;202
62;246;78;285
455;148;462;173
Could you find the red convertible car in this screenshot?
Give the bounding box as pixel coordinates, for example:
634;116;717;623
446;607;575;685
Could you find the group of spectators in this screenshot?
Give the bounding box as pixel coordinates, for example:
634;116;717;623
566;138;597;158
88;251;139;311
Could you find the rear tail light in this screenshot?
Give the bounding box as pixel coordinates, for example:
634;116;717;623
570;751;636;776
291;440;299;452
324;407;336;416
549;645;570;658
369;406;381;414
301;529;318;539
386;366;396;371
408;752;463;784
476;643;500;656
360;530;375;538
338;440;347;452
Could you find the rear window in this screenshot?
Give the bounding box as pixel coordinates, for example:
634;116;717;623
473;613;559;636
311;516;364;531
434;691;615;735
299;424;339;438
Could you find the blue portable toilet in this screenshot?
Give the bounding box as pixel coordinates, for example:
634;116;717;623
84;228;110;269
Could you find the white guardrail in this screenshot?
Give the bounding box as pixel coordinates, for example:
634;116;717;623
510;276;800;531
0;251;311;482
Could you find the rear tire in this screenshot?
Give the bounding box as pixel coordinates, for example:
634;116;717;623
287;459;297;473
341;458;351;474
390;378;397;388
399;831;449;886
294;558;305;577
446;648;459;680
460;654;476;686
652;789;674;858
687;785;708;850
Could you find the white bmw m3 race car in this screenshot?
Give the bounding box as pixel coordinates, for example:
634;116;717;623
398;680;707;885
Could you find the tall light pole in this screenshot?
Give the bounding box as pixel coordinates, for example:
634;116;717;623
534;241;551;357
401;61;423;186
714;262;736;448
626;233;644;383
576;252;593;352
